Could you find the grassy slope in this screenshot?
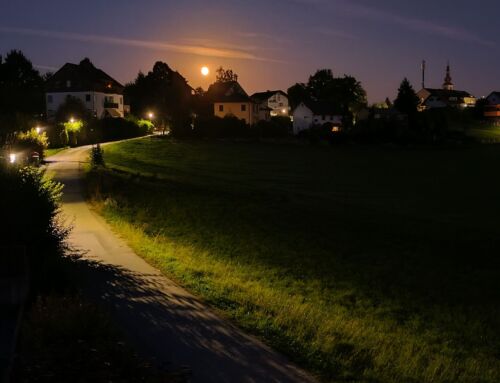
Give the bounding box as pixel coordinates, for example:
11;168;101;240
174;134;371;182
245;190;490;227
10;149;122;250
87;137;500;382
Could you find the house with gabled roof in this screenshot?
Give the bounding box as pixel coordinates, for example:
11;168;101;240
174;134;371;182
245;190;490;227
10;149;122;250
417;64;476;110
484;91;500;119
250;90;290;117
206;80;257;125
292;101;342;135
45;58;124;120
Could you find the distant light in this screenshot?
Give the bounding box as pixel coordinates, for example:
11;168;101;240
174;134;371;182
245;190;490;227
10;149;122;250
9;153;16;164
35;126;41;134
148;112;154;119
69;117;75;123
282;109;287;114
332;126;340;132
201;66;209;76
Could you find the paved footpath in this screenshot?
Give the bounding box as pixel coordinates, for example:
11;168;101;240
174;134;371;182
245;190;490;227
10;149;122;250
47;145;318;383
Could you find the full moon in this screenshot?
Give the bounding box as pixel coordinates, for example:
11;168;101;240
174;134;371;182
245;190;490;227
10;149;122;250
201;66;209;76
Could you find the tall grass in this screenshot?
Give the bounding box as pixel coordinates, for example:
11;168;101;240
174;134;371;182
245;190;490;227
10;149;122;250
86;137;500;382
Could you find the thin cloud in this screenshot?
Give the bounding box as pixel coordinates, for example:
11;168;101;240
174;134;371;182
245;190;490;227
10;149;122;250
0;26;278;61
292;0;495;46
314;27;358;40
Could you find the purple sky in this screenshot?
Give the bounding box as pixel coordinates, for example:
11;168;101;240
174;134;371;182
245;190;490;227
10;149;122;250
1;0;498;102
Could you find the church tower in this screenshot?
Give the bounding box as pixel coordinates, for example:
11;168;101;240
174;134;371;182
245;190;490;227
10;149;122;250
443;62;454;91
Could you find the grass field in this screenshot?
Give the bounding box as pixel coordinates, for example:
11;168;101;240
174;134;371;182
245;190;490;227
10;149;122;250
86;136;500;382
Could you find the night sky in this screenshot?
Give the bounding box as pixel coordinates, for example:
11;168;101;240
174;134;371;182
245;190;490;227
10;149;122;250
1;0;498;102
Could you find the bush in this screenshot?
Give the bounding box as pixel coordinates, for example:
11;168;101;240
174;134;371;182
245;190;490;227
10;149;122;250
0;165;67;288
15;128;49;159
87;117;152;143
193;115;250;138
90;144;105;167
252;117;291;138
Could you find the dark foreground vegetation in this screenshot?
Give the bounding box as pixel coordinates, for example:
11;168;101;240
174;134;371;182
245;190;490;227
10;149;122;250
0;164;181;382
87;137;500;383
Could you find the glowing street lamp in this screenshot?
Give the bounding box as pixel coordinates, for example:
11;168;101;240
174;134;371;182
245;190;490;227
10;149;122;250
35;126;41;134
69;117;75;123
148;112;154;120
9;153;16;164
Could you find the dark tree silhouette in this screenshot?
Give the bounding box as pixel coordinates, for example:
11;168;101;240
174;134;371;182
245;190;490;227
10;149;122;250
394;78;420;116
124;61;193;135
215;67;238;83
0;50;45;140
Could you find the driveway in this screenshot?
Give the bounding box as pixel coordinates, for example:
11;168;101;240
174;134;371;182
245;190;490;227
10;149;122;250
46;144;318;383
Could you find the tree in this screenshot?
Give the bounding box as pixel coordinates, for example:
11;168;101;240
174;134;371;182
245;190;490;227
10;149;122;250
394;78;420;116
288;69;367;126
215;67;238;83
0;50;45;140
287;83;310;110
124;61;193;135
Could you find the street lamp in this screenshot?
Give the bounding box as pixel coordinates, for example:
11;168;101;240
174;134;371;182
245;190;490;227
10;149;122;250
35;126;41;134
148;112;154;120
69;117;75;123
9;153;16;164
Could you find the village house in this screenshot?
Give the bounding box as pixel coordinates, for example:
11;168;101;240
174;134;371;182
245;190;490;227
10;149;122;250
207;80;259;125
45;58;125;120
292;101;342;135
484;92;500;119
417;64;476;110
250;90;290;118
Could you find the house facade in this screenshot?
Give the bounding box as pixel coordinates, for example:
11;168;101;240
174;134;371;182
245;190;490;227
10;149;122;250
45;58;124;120
417;64;476;110
292;101;342;135
207;81;258;125
484;92;500;119
250;90;290;117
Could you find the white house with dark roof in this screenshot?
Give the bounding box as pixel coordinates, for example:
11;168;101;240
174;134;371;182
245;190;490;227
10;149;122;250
45;58;124;120
250;90;290;117
484;91;500;119
292;101;342;135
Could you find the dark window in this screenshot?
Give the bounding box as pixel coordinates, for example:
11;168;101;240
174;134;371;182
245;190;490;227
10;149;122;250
322;115;325;120
85;94;91;102
241;104;247;112
219;105;224;112
47;95;53;103
66;80;71;88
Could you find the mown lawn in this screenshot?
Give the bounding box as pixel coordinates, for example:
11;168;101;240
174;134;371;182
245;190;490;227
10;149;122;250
86;136;500;383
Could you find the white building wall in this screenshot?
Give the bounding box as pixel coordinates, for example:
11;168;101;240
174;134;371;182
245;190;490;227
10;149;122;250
267;92;290;116
292;103;314;134
46;91;124;119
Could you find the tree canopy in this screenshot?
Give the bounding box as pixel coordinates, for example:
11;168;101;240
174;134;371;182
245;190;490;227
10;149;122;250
124;61;193;133
215;67;238;83
394;78;420;116
0;50;45;138
287;69;367;115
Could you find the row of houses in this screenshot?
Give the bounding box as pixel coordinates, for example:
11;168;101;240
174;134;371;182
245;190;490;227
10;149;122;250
44;59;500;135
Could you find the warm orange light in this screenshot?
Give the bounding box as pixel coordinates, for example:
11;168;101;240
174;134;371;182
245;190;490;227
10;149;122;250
201;66;209;76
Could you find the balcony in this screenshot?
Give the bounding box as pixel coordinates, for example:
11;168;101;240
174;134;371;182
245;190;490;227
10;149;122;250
104;102;119;109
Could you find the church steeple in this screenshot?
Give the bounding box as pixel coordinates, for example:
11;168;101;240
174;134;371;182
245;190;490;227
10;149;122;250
443;62;454;91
